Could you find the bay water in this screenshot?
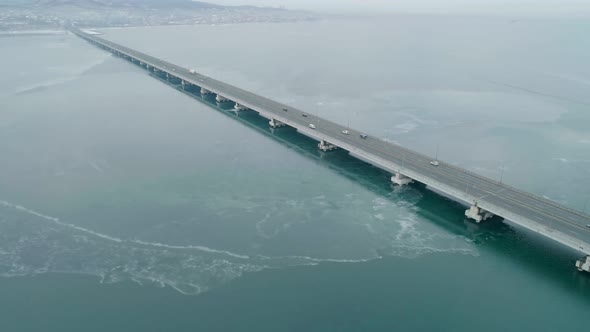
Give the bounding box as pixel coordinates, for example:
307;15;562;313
1;15;589;331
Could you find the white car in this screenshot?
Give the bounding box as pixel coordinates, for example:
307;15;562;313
430;161;439;166
308;124;316;129
342;130;349;135
189;69;197;74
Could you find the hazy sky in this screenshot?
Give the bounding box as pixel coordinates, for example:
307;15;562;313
207;0;590;16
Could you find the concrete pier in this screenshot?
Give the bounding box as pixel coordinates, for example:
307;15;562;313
216;94;230;103
391;172;413;186
234;103;248;111
576;256;590;272
269;118;286;128
465;204;494;223
318;139;337;151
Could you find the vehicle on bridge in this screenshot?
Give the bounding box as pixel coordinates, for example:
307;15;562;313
342;130;349;135
430;161;439;166
308;124;316;129
360;134;367;139
189;69;197;74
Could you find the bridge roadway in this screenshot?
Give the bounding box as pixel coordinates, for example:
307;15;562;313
73;29;590;269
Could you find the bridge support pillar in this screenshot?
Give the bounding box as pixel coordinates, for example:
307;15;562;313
201;87;213;95
391;172;413;186
234;103;248;111
576;256;590;272
269;118;286;128
318;139;337;151
216;94;230;103
465;204;494;223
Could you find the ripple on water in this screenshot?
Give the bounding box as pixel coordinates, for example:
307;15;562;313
0;199;477;294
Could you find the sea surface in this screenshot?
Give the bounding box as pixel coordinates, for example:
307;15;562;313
0;15;589;331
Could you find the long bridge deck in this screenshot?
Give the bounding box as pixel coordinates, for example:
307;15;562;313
72;29;590;272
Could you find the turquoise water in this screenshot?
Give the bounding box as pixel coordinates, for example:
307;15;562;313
1;16;590;330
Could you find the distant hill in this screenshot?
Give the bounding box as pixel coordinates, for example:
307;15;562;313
0;0;316;31
1;0;223;9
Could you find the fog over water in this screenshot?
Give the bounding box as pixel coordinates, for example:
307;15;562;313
1;14;590;331
208;0;590;16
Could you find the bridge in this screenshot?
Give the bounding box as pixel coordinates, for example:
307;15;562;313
72;29;590;273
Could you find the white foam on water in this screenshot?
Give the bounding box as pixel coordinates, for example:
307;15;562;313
254;210;276;239
371;197;390;211
258;254;378;264
8;55;110;97
0;200;249;259
0;200;123;243
384;242;478;259
87;161;104;174
0;200;288;294
80;56;111;73
131;240;250;260
0;197;478;295
12;76;80;96
373;214;385;221
395;214;420;241
367;194;477;259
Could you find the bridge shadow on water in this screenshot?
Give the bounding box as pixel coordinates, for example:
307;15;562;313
139;62;590;297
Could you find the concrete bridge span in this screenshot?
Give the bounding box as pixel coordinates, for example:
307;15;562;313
71;29;590;273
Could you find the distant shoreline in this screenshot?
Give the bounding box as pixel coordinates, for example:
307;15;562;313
0;29;67;37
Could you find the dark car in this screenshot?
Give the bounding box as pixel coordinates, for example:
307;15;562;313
360;134;368;139
302;113;308;117
282;108;288;111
